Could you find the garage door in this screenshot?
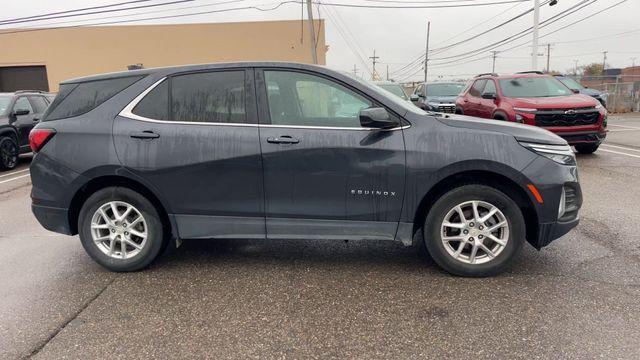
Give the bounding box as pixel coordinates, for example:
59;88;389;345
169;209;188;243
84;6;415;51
0;66;49;92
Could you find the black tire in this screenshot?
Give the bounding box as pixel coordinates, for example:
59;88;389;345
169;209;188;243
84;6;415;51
455;107;464;115
78;187;165;272
0;136;19;170
575;143;599;154
423;185;525;277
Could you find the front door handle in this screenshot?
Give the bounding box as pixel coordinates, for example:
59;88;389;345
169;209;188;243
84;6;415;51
130;130;160;139
267;135;299;144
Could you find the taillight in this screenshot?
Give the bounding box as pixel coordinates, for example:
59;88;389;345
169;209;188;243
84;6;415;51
29;128;56;153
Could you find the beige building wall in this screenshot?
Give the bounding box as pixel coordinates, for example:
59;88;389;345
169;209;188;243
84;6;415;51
0;19;326;91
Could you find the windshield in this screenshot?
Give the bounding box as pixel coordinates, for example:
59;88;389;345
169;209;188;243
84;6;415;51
377;84;408;100
556;76;584;90
499;76;573;98
0;96;11;115
344;73;425;115
426;83;465;97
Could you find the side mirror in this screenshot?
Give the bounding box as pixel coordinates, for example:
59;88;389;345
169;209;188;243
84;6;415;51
571;89;580;94
481;93;497;100
410;94;420;102
13;109;30;116
359;107;399;129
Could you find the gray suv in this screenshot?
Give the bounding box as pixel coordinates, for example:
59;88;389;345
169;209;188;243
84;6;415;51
30;62;581;276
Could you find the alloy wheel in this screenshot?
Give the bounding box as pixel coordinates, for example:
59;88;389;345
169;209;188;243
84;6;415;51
90;201;148;260
0;139;18;168
440;200;509;265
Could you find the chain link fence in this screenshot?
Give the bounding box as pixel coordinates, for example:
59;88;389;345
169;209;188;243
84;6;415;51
568;75;640;113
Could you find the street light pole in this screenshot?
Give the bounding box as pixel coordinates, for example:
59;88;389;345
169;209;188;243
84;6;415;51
532;0;540;70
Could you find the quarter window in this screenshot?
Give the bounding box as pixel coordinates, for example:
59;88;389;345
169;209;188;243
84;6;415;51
264;71;371;127
132;80;169;120
171;71;246;123
28;96;49;113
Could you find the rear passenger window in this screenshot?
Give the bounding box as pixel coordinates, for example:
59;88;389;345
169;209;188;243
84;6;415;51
44;76;142;121
170;71;246;123
132;80;169;120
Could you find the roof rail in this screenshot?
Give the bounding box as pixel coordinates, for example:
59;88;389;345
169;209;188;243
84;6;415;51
515;71;544;75
475;73;497;77
14;90;46;94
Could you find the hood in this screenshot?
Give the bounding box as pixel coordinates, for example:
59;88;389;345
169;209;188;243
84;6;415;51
509;94;599;109
578;87;602;97
426;95;457;103
436;114;566;145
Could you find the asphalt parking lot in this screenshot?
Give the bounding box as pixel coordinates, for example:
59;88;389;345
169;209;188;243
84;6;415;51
1;114;639;359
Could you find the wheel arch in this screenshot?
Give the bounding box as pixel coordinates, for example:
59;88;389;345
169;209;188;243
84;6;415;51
412;169;539;248
492;111;508;120
0;126;18;141
68;175;175;243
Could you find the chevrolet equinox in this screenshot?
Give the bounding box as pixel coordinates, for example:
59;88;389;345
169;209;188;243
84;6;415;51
30;62;582;276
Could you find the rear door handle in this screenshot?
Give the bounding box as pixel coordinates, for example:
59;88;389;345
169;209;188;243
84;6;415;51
267;135;299;144
130;131;159;139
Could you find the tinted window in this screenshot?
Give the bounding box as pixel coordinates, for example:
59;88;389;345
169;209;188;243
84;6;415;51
14;97;33;113
170;71;246;123
556;76;584;90
482;80;497;95
378;84;407;100
498;77;572;98
426;83;465;97
469;80;486;97
265;71;371;127
132;80;169;120
45;76;142;121
29;96;49;113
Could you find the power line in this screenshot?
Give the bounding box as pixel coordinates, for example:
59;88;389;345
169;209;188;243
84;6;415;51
314;0;529;9
0;0;153;24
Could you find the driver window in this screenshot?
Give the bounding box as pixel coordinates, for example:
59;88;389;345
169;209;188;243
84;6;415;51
14;97;33;114
468;80;486;97
482;80;497;95
264;71;372;128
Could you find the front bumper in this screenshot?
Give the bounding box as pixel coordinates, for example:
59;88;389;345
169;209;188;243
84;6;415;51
536;216;580;248
556;129;607;145
32;203;72;235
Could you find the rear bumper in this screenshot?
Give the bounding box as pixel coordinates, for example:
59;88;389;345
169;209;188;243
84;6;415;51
32;203;72;235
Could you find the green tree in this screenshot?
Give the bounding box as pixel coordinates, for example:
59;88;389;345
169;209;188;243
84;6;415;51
581;63;606;76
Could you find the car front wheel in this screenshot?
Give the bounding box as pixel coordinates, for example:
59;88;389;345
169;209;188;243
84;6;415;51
0;136;19;170
78;187;165;272
424;185;525;277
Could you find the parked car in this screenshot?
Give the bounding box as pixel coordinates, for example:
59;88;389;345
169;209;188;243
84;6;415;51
0;90;51;169
373;81;409;101
30;62;581;276
455;72;607;154
554;75;607;107
411;82;465;113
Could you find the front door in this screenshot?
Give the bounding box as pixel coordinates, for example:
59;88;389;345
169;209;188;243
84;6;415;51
114;69;265;239
477;79;498;118
256;69;406;240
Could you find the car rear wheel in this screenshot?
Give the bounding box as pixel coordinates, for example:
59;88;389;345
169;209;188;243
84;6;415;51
0;136;19;170
78;187;164;272
575;143;599;154
423;185;525;277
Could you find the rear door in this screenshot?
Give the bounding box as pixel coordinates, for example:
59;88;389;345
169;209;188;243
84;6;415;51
256;68;406;241
114;69;265;240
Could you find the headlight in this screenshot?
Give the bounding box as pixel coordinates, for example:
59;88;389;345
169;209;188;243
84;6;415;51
520;142;576;165
513;107;537;113
515;114;524;122
595;102;604;110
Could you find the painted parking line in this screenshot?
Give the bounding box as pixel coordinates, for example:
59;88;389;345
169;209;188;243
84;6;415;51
608;124;640;130
601;144;640;153
0;173;30;185
598;148;640;159
0;168;29;179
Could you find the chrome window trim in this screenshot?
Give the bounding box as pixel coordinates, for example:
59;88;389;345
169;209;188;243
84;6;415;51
119;77;409;131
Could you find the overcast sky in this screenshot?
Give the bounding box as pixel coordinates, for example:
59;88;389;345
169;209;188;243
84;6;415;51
2;0;639;81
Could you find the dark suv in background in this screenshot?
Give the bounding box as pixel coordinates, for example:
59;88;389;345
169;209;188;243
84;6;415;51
554;74;607;107
411;82;465;113
30;62;581;277
0;90;51;169
456;72;607;154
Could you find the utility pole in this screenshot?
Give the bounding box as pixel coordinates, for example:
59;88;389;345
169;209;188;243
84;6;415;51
546;43;551;73
306;0;318;64
602;51;608;73
632;57;637;68
352;64;358;78
573;59;579;76
369;50;379;80
491;51;498;73
386;65;389;81
532;0;540;70
424;21;430;83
